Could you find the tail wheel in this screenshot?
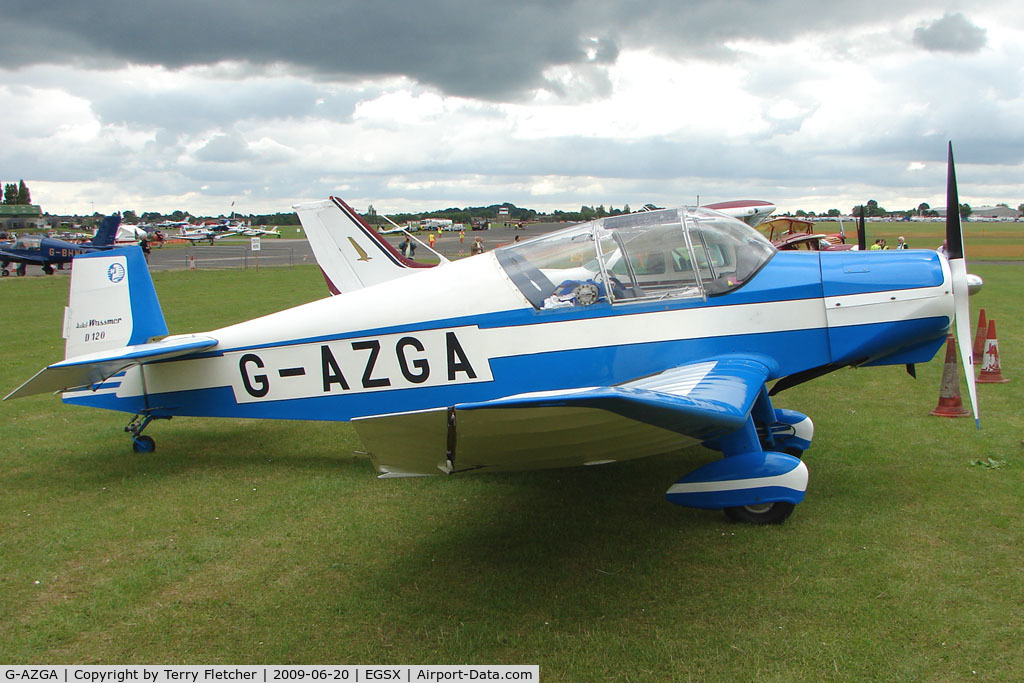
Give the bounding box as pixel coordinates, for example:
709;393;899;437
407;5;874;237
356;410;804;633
132;435;156;454
724;501;795;525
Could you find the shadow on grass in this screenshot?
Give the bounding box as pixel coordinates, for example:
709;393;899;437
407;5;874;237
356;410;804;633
305;449;743;635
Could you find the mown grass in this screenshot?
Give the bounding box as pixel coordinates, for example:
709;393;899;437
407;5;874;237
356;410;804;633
0;263;1021;679
812;221;1024;260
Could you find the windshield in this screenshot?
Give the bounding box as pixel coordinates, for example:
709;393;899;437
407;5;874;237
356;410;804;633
495;207;775;309
14;235;42;250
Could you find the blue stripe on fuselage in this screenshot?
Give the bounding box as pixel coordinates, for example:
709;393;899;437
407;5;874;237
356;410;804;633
62;326;832;420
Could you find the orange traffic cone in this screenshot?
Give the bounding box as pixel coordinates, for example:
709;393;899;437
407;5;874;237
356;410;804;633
972;308;987;363
977;319;1009;383
931;335;971;417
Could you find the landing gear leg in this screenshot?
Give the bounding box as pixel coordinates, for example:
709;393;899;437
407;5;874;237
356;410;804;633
125;412;170;453
667;397;809;524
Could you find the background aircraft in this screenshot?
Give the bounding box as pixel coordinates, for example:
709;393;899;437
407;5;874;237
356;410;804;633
0;213;121;276
238;226;282;238
701;200;776;226
7;146;980;525
295;197;431;294
762;217;855;251
177;225;240;244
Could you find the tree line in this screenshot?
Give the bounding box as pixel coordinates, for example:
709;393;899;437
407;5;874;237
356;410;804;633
2;180;32;205
7;176;1023;225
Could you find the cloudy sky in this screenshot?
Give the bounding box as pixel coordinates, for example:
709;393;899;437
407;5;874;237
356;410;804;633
2;1;1022;217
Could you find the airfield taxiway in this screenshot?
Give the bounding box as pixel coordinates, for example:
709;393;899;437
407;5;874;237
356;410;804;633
3;222;571;276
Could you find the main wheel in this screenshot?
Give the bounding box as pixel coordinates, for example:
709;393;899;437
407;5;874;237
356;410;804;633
132;435;156;453
43;264;54;275
724;501;795;525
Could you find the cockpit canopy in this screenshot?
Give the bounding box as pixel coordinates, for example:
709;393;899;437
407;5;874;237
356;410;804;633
495;207;776;309
14;235;42;250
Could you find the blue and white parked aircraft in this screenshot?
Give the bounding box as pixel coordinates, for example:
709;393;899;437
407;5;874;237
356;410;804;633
0;214;121;276
6;146;980;524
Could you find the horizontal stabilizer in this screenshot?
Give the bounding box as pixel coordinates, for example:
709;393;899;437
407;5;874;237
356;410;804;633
456;355;774;442
5;335;218;400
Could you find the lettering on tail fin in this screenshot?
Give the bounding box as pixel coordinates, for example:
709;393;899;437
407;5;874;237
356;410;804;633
64;247;168;360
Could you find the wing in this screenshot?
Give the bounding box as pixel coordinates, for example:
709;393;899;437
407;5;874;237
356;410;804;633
457;355;772;440
354;355;775;476
0;249;46;265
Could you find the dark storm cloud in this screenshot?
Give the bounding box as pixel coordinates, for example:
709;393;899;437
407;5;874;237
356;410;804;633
1;0;948;101
912;13;987;53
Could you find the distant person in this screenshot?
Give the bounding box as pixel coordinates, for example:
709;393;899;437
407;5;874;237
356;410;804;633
896;236;908;249
140;238;151;263
471;236;485;255
869;239;883;251
399;236;417;259
937;239;949;257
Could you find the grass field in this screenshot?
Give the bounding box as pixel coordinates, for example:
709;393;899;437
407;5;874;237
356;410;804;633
812;221;1024;260
1;263;1021;678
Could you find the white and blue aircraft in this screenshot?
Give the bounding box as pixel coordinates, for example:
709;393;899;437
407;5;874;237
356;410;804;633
296;197;433;295
6;145;980;524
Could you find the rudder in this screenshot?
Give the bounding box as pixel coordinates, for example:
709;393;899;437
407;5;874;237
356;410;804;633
63;246;168;360
91;213;122;247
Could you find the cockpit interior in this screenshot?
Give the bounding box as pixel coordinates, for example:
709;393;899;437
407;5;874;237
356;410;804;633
495;207;776;309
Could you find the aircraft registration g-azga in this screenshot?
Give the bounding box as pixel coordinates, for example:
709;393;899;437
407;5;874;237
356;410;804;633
7;145;980;524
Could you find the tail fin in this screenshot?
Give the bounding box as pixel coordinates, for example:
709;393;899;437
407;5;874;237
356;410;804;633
63;246;167;359
294;197;431;295
6;246;219;401
91;213;121;247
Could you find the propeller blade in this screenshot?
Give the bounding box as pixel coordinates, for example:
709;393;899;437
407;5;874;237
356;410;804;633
946;143;964;260
945;142;979;427
857;208;866;251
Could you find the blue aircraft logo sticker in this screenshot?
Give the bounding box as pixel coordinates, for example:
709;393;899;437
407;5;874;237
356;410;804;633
107;263;126;283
